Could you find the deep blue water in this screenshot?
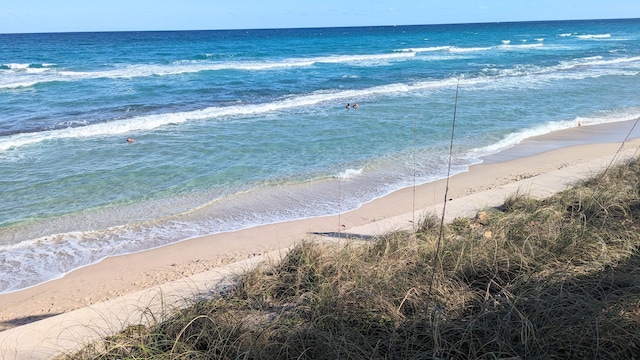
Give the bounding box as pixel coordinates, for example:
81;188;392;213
1;19;639;293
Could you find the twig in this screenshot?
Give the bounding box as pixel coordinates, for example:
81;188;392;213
428;77;460;301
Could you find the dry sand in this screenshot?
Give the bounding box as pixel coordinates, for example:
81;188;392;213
1;120;639;359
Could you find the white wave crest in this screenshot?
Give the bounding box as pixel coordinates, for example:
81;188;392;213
0;80;42;89
397;43;542;54
497;43;544;50
577;33;612;39
337;168;364;179
468;111;640;157
0;53;415;89
449;46;493;53
5;63;30;70
0;63;59;88
397;46;452;52
558;55;640;70
1;63;56;71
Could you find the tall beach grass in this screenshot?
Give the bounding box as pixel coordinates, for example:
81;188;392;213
62;157;640;359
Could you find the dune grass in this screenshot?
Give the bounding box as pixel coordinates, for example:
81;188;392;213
63;157;640;359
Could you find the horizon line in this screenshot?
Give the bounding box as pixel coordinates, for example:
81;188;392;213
2;17;638;36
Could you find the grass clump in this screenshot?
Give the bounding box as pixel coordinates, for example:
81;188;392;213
63;158;640;359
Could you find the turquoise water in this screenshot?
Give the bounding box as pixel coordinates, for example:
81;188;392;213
1;19;640;293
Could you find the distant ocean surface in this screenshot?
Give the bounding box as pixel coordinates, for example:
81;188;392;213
1;19;640;293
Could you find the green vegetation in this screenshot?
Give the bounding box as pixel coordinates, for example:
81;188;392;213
64;158;640;359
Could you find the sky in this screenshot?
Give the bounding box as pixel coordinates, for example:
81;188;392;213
1;0;640;34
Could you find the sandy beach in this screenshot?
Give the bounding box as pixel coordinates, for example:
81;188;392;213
1;120;640;358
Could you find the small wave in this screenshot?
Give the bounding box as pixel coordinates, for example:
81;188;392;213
0;63;59;89
156;53;414;70
0;53;414;89
337;168;364;179
397;42;543;54
396;46;452;52
449;46;493;53
497;43;544;50
0;80;42;89
0;231;116;293
558;55;640;70
397;46;494;53
26;67;49;74
470;121;579;156
0;63;56;71
467;111;640;158
577;33;612;39
2;63;30;70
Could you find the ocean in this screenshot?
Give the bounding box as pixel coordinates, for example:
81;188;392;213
1;19;639;293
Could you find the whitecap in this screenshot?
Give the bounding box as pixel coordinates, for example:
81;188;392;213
497;43;544;50
577;34;612;39
396;46;451;52
449;46;492;53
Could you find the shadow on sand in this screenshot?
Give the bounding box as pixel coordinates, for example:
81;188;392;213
309;231;377;241
0;312;62;332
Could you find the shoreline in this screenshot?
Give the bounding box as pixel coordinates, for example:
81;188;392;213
1;120;640;333
3;118;640;297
